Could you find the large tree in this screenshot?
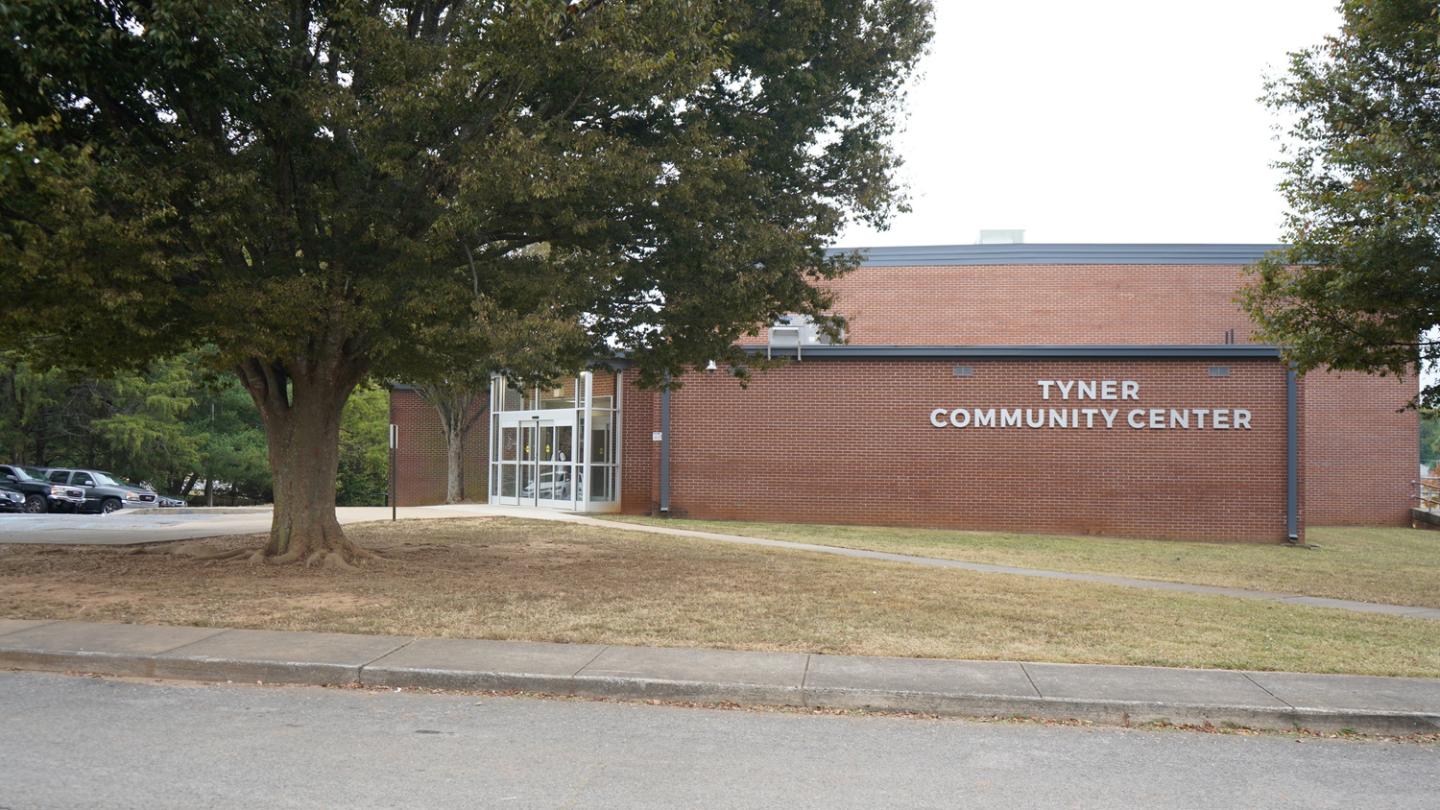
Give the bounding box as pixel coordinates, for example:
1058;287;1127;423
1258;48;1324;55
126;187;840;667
1;0;931;566
1243;0;1439;403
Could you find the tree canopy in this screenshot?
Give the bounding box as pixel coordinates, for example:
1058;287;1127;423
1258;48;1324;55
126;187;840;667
1243;0;1438;404
0;0;932;564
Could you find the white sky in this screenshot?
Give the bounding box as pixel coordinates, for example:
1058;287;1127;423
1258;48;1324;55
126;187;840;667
837;0;1343;248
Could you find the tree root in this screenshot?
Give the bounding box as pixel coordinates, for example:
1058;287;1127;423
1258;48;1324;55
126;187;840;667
150;541;382;569
162;545;259;561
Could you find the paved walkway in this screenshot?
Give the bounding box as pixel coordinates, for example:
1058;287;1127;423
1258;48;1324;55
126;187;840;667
3;505;1437;621
0;504;556;545
1;619;1436;735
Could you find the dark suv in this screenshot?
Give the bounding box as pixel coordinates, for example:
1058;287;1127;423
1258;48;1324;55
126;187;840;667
45;469;157;514
0;464;86;513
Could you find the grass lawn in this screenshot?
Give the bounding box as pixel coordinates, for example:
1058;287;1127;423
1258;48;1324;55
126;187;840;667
2;517;1438;677
606;517;1440;610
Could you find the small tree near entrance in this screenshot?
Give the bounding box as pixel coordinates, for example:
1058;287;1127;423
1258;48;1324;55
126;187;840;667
415;384;484;504
1;0;933;566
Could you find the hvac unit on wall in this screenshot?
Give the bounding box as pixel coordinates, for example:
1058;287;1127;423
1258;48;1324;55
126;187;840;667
767;314;842;359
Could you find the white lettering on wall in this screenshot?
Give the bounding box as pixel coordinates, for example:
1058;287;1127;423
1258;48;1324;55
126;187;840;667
932;380;1259;432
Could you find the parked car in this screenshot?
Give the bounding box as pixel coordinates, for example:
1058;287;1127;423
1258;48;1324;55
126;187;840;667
156;495;187;508
44;468;158;514
0;480;25;512
0;464;86;513
520;470;572;500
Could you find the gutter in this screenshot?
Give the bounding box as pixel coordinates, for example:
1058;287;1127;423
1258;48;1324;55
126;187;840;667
659;386;671;514
1286;365;1299;542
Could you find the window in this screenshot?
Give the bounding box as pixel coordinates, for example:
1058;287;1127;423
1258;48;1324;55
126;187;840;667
48;470;69;484
72;472;95;487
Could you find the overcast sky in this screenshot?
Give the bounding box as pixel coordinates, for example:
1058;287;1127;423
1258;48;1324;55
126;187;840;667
836;0;1343;248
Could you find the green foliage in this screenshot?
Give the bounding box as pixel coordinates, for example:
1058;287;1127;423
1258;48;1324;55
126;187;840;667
0;1;931;536
0;350;393;501
0;350;272;497
1242;1;1440;405
186;372;272;500
0;0;932;384
336;383;390;506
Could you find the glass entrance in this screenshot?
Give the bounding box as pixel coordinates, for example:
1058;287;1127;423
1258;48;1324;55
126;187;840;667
490;371;623;512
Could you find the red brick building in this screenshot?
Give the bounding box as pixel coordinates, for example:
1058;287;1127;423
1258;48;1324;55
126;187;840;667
390;243;1418;543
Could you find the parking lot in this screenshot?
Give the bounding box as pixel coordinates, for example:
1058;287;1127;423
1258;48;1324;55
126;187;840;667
0;504;559;545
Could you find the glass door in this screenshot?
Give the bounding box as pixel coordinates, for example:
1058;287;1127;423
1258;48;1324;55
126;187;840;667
498;424;519;503
518;422;539;505
510;418;576;507
535;421;575;507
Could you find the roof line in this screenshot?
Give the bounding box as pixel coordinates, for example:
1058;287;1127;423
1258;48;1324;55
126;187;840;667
825;243;1287;267
386;345;1286;390
744;344;1283;360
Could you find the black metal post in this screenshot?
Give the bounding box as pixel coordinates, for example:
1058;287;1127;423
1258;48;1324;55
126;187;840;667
389;423;398;521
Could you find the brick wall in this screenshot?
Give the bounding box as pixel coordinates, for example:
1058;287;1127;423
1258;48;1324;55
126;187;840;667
387;260;1415;530
826;263;1261;344
740;263;1260;346
1302;370;1417;525
639;358;1298;543
389;388;490;506
620;373;659;513
736;262;1411;526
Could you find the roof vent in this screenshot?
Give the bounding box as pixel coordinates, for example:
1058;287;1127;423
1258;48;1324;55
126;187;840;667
978;229;1025;244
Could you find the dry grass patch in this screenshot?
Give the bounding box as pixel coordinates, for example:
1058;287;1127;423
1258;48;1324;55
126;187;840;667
607;518;1440;609
1;517;1437;677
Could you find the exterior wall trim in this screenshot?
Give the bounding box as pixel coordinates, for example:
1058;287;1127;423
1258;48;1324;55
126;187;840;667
748;345;1284;360
829;243;1287;267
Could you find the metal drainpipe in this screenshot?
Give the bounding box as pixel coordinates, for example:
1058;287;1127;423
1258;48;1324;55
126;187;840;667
659;384;671;513
1286;365;1299;542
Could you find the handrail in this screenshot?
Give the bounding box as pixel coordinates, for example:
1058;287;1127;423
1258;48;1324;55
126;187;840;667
1414;476;1440;512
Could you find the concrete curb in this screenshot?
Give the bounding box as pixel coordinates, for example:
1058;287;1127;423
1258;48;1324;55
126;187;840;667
1;621;1436;736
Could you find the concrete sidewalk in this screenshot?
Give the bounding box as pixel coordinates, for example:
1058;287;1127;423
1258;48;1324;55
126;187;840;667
1;619;1436;736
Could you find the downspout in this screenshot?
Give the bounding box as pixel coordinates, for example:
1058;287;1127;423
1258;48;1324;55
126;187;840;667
1286;365;1299;542
659;385;671;513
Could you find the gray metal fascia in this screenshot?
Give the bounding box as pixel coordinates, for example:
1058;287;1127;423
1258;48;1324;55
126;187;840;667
827;243;1287;267
745;345;1284;360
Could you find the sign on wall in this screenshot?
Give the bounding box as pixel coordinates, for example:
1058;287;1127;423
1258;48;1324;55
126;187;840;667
929;379;1252;430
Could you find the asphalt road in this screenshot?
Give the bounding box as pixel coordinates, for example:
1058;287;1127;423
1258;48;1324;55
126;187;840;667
0;672;1434;809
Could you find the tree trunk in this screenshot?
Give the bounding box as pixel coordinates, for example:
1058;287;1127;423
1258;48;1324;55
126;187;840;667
203;477;214;507
415;385;483;505
178;472;199;500
445;418;465;503
238;353;369;568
